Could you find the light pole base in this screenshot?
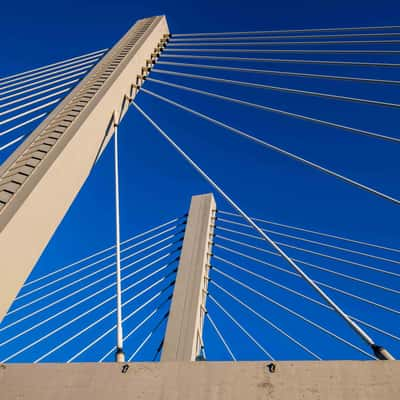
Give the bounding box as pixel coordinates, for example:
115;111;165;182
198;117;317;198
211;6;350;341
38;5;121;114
115;348;126;363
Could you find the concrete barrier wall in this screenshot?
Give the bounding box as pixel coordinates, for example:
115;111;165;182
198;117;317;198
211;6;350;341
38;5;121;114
1;361;399;399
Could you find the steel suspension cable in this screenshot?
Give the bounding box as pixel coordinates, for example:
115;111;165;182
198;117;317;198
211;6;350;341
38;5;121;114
0;66;90;98
0;248;179;336
100;308;157;361
10;236;179;315
172;25;400;37
162;54;400;68
127;311;170;361
0;113;47;137
15;228;178;302
0;81;78;110
212;270;376;360
0;88;71;117
218;210;400;254
1;269;174;363
35;286;168;363
0;49;107;84
215;236;400;294
206;313;236;361
22;218;180;287
0;136;25;152
213;254;400;342
210;280;320;359
0;59;98;92
164;48;400;54
99;294;172;361
150;70;400;110
0;99;61;126
131;101;394;359
171;32;400;41
214;243;400;316
141;88;400;205
216;226;400;278
0;259;177;355
157;61;400;86
0;55;101;90
208;294;274;359
217;217;400;265
66;285;173;363
0;75;83;102
169;39;400;46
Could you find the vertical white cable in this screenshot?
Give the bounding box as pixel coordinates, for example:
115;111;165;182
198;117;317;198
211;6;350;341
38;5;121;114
114;123;125;362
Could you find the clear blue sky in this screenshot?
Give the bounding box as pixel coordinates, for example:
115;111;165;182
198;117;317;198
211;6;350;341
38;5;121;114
0;0;399;362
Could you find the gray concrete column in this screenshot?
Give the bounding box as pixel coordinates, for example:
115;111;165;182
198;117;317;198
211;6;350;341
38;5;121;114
161;193;216;361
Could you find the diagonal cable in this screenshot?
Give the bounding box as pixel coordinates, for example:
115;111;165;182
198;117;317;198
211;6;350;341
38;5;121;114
218;210;400;254
213;254;400;342
141;88;400;205
131;100;395;359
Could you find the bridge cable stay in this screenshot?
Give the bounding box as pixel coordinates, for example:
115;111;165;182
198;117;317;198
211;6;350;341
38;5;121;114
0;49;107;84
218;211;400;254
168;39;400;47
0;113;47;139
209;277;374;360
13;228;180;304
0;248;182;354
209;253;400;343
214;238;400;295
172;24;400;37
0;89;71;117
165;48;400;54
139;88;400;205
206;312;237;361
216;217;400;266
156;61;400;86
65;286;173;363
171;32;400;41
0;66;93;99
128;310;170;362
215;234;400;294
207;243;398;360
0;255;179;362
209;279;321;360
210;241;394;359
0;72;84;103
0;241;181;330
21;218;182;287
34;287;167;363
130;101;395;360
213;243;400;316
162;54;400;68
147;76;400;143
100;295;172;362
0;135;25;151
0;224;184;333
216;227;400;279
0;50;109;162
149;69;400;111
0;60;99;93
208;294;274;360
38;276;175;363
0;80;80;110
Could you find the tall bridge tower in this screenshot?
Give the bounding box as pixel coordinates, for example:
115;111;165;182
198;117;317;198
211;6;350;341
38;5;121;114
0;16;169;319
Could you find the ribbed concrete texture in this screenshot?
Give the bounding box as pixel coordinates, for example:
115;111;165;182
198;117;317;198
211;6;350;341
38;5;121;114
0;361;399;399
